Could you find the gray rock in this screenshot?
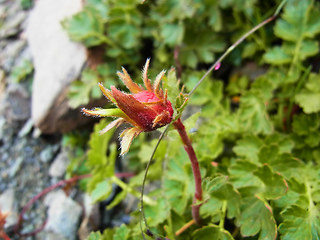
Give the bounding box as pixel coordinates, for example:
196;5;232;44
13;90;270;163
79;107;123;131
27;0;87;134
48;150;70;178
44;190;82;240
40;144;59;163
9;156;24;177
0;0;27;40
78;194;100;240
18;118;34;137
0;39;27;72
0;11;27;39
0;188;18;229
4;83;30;122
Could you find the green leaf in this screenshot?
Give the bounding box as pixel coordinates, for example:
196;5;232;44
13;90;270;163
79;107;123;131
295;73;320;113
253;164;288;200
239;197;277;240
266;0;320;65
86;120;117;194
292;114;320;135
233;135;263;162
86;0;109;21
113;224;130;240
161;23;184;46
202;176;241;219
282;40;319;60
237;93;273;134
108;23;140;49
68;69;102;109
62;8;105;47
144;198;168;226
279;205;320;240
295;92;320;114
263;46;291;65
10;60;33;83
162;68;181;104
90;180;113;202
229;160;260;189
192;225;234;240
87;120;115;168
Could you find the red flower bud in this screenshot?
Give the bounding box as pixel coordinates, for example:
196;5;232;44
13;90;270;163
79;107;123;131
82;59;174;154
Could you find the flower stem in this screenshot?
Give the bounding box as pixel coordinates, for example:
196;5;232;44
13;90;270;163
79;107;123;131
173;118;202;224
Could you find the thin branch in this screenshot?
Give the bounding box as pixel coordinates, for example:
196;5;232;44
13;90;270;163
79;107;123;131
140;125;170;239
189;13;280;96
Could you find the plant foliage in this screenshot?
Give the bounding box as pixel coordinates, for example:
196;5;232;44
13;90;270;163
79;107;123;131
64;0;320;239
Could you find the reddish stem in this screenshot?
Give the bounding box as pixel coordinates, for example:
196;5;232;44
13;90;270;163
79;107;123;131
15;174;91;235
0;232;11;240
15;172;134;236
173;118;202;224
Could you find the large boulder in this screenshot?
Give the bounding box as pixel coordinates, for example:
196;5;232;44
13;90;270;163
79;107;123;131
27;0;90;134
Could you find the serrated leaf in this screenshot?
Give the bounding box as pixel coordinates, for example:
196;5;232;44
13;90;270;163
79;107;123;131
108;23;140;49
237;93;273;134
253;164;288;200
295;92;320;114
161;23;184;46
233;135;263;162
86;120;117;194
87;232;102;240
162;68;180;104
91;180;113;202
295;73;320;114
144;198;169;226
263;46;291;65
279;204;320;240
274;0;310;41
86;0;109;22
106;190;127;210
229;160;260;189
114;224;130;240
292;114;320;135
202;176;241;219
283;40;319;60
239;197;277;240
87;120;115;168
68;69;102;108
192;225;234;240
267;0;320;65
62;8;105;46
10;59;33;83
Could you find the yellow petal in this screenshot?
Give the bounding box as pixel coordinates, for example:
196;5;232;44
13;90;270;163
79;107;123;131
98;83;116;103
142;58;153;92
99;118;125;135
120;127;142;155
117;67;143;93
153;70;166;96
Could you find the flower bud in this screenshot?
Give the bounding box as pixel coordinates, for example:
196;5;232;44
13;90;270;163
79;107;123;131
82;59;174;155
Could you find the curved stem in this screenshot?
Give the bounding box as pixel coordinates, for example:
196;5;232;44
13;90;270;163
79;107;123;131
173;118;202;224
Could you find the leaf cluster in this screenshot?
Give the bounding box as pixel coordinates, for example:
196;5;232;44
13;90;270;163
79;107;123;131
63;0;320;239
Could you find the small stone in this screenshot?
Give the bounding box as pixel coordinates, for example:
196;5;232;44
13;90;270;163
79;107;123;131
78;194;100;240
18;118;34;138
44;190;82;240
0;188;18;229
9;156;24;177
4;83;30;122
0;11;27;39
0;39;26;72
48;151;69;178
39;145;59;163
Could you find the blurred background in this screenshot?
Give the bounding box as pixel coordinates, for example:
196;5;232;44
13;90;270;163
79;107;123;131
1;0;318;239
